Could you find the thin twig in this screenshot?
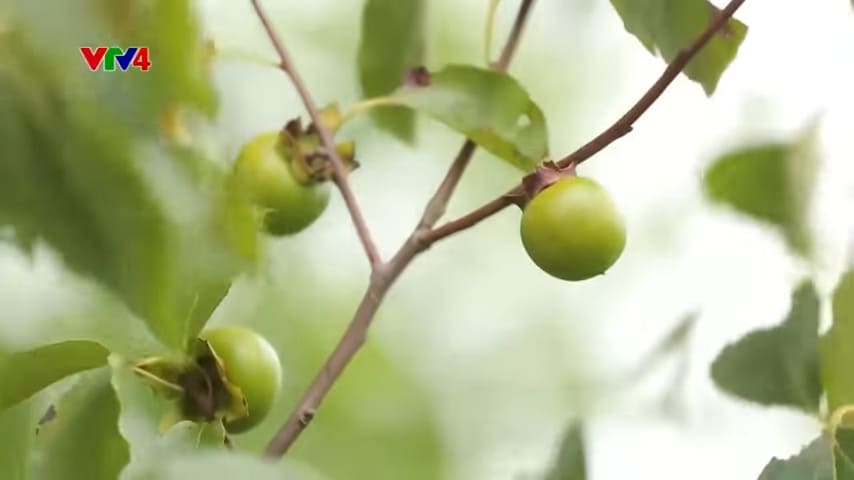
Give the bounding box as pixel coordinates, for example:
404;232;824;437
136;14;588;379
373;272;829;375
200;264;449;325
423;0;748;246
250;0;382;267
262;0;538;457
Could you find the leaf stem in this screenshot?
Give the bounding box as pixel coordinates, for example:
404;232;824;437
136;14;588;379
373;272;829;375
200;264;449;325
338;96;401;127
484;0;501;67
213;48;280;69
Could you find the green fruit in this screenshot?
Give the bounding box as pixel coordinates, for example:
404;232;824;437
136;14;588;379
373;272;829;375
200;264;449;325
234;132;330;235
200;326;282;433
520;176;626;281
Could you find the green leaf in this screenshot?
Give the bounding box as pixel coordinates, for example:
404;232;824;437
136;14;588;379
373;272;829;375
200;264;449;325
835;424;854;479
0;340;109;411
544;422;587;480
0;398;40;480
0;27;257;350
387;65;549;171
703;128;818;257
132;452;327;480
829;406;854;479
756;436;832;480
0;260;165;361
710;282;822;413
31;368;129;480
357;0;425;142
11;0;216;124
609;0;747;94
821;270;854;411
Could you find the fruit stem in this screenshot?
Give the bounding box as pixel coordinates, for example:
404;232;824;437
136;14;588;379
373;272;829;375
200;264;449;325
212;47;280;69
484;0;500;67
338;96;401;126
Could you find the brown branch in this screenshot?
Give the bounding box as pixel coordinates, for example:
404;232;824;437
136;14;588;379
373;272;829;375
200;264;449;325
262;0;538;458
250;0;382;267
423;0;748;246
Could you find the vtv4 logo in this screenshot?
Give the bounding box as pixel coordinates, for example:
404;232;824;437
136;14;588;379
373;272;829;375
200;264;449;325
80;47;151;72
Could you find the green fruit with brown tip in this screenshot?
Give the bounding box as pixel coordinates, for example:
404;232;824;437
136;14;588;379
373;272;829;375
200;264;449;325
520;176;626;281
200;326;282;433
233;132;330;235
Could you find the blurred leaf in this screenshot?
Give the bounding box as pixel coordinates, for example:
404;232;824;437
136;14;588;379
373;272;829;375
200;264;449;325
0;340;109;411
711;282;822;413
357;0;425;142
0;397;39;480
11;0;216;126
132;451;327;480
387;65;549;171
704;128;818;257
609;0;747;94
0;27;257;350
543;422;587;480
628;312;696;381
31;368;129;480
821;269;854;411
0;254;165;360
756;436;832;480
827;406;854;479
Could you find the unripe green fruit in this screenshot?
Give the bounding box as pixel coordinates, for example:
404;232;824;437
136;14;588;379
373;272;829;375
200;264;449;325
234;132;330;235
200;326;282;433
520;176;626;281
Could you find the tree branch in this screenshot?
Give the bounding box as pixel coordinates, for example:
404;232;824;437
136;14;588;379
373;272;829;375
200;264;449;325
423;0;748;246
262;0;538;458
261;0;747;459
250;0;382;267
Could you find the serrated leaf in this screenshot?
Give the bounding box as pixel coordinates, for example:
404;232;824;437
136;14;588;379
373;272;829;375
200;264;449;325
31;368;129;480
357;0;425;142
704;128;818;257
0;340;109;411
756;436;832;480
387;65;549;171
710;282;822;412
821;270;854;411
609;0;747;94
544;422;587;480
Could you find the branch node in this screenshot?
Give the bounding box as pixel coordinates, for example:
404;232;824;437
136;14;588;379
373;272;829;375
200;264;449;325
298;410;315;427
